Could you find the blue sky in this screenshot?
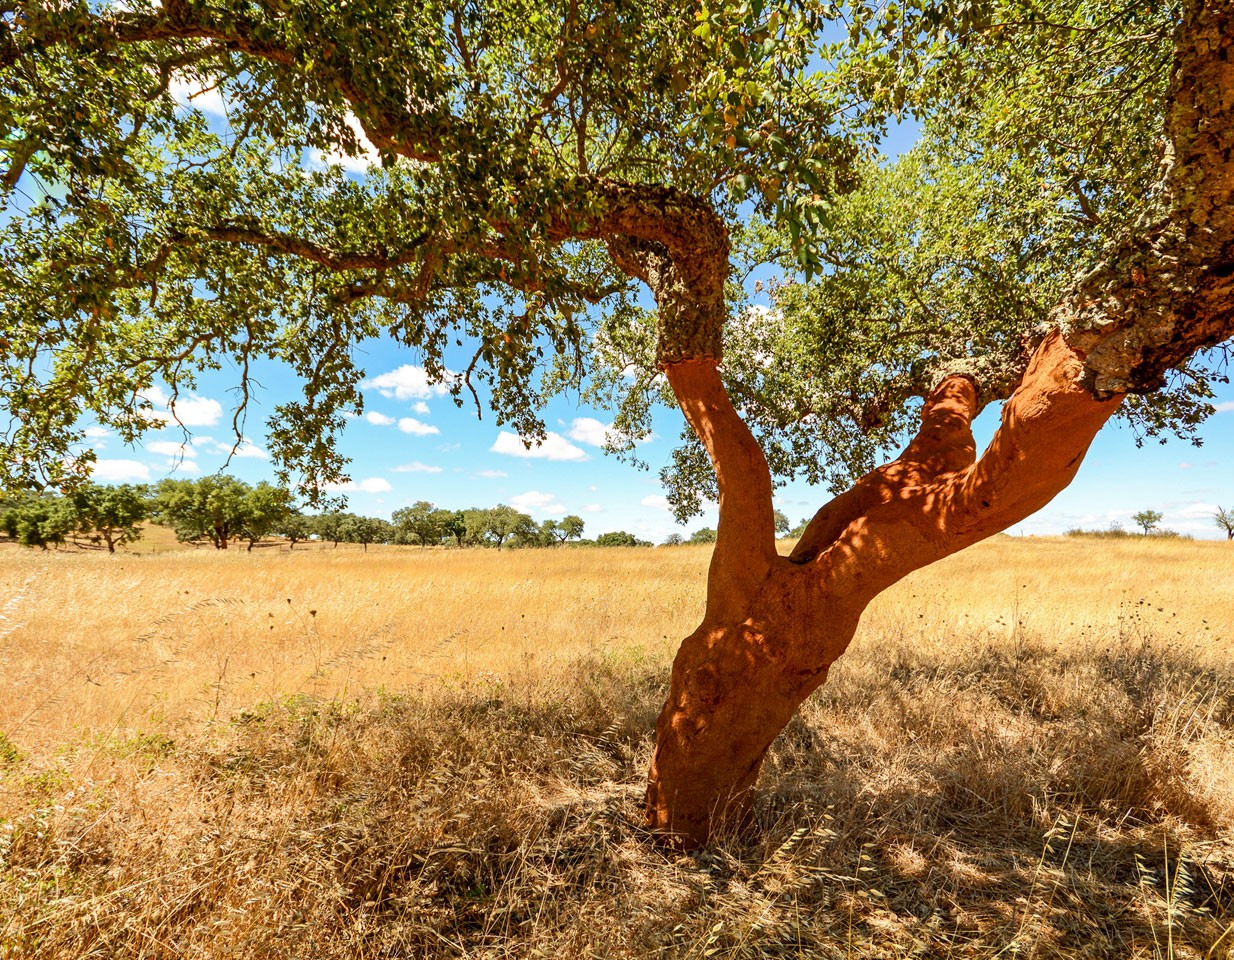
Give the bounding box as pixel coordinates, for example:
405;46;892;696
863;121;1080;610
85;336;1234;543
56;77;1234;542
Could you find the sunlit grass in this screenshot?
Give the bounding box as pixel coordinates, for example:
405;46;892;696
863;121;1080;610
1;534;1231;958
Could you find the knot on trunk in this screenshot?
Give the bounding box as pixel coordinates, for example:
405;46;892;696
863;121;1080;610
607;236;726;365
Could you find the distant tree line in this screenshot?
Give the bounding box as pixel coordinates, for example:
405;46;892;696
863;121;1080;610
0;483;149;552
0;478;673;552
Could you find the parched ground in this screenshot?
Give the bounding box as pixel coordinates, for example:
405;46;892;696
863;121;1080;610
1;537;1232;958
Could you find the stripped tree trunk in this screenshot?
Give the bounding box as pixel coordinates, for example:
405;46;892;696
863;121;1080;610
643;0;1234;848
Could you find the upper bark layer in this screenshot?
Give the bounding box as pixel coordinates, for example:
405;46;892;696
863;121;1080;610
1059;0;1234;395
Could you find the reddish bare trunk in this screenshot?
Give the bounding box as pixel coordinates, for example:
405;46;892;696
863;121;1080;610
647;337;1123;846
643;0;1234;847
646;569;861;846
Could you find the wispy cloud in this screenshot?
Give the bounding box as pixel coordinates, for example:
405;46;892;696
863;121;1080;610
142;385;223;428
476;469;508;479
325;477;393;494
641;495;671;511
1214;401;1234;413
365;411;395;426
364;365;453;401
567;417;611;447
398;417;440;436
491;431;588;462
392;462;443;473
307;112;380;172
168;72;230;118
92;459;151;483
567;416;651;448
510;490;566;515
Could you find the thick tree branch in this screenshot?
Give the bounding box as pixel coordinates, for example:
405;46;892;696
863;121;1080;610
663;359;777;604
794;333;1118;605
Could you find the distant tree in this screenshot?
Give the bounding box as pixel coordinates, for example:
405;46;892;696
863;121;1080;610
443;510;469;548
1214;507;1234;540
314;512;347;548
392;500;452;547
540;515;586;546
595;531;652;547
788;518;810;539
662;533;685;547
64;483;149;552
0;493;72;549
773;509;790;537
688;528;718;545
482;505;536;549
460;509;490;547
154;476;251;549
1132;509;1164;536
238;482;295;551
338;513;387;550
281;512;314;549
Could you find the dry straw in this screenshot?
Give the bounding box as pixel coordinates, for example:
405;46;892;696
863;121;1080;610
1;535;1231;957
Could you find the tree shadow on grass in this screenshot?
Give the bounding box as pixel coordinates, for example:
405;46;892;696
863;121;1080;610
2;645;1232;959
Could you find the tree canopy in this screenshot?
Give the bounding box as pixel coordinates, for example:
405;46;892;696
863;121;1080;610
5;0;1223;507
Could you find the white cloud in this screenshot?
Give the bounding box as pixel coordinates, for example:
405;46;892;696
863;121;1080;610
398;417;440;436
167;459;201;476
392;462;443;473
1214;401;1234;413
476;469;508;479
641;495;671;510
1178;462;1194;470
142;386;223;428
168;73;229;118
412;401;431;415
583;503;603;513
228;440;268;460
491;431;588;462
307;112;380;173
148;440;196;459
567;416;652;448
510;490;566;515
325;477;394;494
365;411;395;426
92;459;151;483
568;417;611;447
83;426;111;439
364;365;453;401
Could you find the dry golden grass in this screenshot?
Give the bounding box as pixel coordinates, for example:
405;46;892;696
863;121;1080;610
1;534;1232;958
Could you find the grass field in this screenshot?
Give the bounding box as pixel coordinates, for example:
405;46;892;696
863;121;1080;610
1;534;1232;958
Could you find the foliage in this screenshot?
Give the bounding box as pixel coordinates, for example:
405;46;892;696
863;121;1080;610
687;527;718;545
62;483;150;552
593;531;652;547
0;492;73;549
391;500;456;547
281;511;315;549
337;514;390;550
3;1;1217;513
153;475;293;549
237;482;295;551
0;0;860;499
1133;509;1164;536
539;515;586;546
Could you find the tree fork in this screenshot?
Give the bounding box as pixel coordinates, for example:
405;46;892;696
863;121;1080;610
648;335;1124;847
645;0;1234;848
